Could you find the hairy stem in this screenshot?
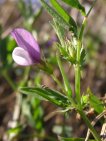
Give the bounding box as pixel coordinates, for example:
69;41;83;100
78;109;101;141
75;40;81;104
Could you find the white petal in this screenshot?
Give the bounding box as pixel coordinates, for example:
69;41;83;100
12;47;34;66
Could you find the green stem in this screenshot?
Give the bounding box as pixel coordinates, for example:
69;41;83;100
75;40;81;104
57;53;72;97
79;17;87;41
78;109;101;141
75;65;81;103
19;67;30;87
2;70;16;91
79;0;97;41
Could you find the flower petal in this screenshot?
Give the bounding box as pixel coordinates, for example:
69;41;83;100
11;28;40;63
12;47;35;66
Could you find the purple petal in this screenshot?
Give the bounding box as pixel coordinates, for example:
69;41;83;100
12;47;35;66
11;28;40;63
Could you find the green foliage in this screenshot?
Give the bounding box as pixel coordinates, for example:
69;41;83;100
50;0;77;34
50;0;72;23
57;43;76;64
31;98;43;131
81;89;104;113
87;89;104;114
61;0;86;16
81;95;89;107
57;38;78;64
0;37;15;68
20;87;71;108
22;97;44;131
41;0;77;37
51;18;65;45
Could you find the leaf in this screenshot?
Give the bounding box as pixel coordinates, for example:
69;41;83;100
87;88;104;114
61;0;86;16
58;136;95;141
51;19;65;45
0;37;16;68
81;95;89;106
20;87;71;108
41;0;77;36
50;0;77;35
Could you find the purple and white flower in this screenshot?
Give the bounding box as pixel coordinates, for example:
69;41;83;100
11;28;41;66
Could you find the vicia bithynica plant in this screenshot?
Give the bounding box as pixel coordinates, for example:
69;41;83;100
11;0;105;141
